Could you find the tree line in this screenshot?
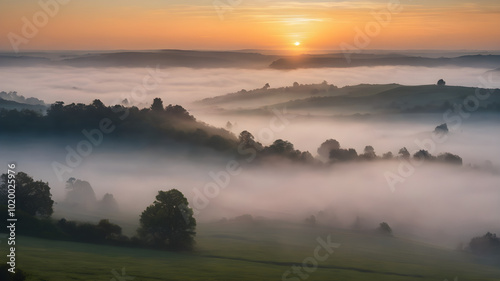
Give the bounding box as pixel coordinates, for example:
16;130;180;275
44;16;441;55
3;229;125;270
0;172;197;252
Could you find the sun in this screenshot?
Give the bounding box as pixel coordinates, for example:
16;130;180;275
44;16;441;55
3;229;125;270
294;41;301;46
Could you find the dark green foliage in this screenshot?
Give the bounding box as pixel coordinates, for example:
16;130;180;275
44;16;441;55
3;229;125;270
260;139;315;163
0;99;236;151
0;172;54;217
264;139;296;155
437;153;463;165
56;218;127;245
413;150;435;161
206;134;235;151
238;131;263;151
138;189;196;250
469;232;500;255
330;148;358;162
0;205;63;239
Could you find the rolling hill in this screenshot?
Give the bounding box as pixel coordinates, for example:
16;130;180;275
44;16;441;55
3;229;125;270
197;83;500;116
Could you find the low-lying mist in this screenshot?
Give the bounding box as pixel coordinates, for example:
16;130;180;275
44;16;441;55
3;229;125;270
1;135;499;248
0;65;497;107
1;61;499;250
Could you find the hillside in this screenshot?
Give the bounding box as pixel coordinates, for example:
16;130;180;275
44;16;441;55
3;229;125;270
0;50;279;69
270;54;500;69
197;83;500;115
0;98;46;112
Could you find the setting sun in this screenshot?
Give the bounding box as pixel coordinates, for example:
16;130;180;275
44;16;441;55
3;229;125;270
294;42;301;46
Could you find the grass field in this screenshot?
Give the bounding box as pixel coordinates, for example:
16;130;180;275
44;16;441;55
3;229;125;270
2;220;500;281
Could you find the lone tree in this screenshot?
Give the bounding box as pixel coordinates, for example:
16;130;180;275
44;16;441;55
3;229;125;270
138;189;196;250
361;145;376;160
434;123;449;134
0;172;54;217
437;79;446;86
377;222;393;235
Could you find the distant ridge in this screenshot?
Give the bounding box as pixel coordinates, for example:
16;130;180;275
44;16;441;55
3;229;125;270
0;98;46;112
1;51;500;69
269;54;500;69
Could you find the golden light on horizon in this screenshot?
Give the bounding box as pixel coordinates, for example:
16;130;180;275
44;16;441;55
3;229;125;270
0;1;499;51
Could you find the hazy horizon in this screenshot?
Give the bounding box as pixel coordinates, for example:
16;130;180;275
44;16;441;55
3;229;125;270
2;1;500;280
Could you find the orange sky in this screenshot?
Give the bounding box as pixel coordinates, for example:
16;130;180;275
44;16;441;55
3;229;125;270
1;0;500;52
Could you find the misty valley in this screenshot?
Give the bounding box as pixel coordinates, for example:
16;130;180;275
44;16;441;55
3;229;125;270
1;50;500;281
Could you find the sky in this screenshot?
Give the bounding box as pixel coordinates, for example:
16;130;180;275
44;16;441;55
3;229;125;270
1;0;500;52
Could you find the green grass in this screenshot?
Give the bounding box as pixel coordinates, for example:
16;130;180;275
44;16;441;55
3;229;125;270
2;221;500;281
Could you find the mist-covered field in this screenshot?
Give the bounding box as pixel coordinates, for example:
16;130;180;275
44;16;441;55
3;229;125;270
1;51;500;280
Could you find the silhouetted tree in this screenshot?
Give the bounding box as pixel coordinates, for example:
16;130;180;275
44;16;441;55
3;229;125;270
263;83;270;90
437;153;463;165
437;79;446;86
65;178;97;210
434;123;449;134
138;189;196;250
361;145;376;160
238;130;263;154
151;98;164;112
377;222;392;235
165;104;195;121
317;139;341;161
56;218;125;244
382;151;394;160
299;151;315;163
0;172;53;217
266;139;295;155
398;147;410;159
330;148;358;162
469;232;500;255
413;150;435;161
92;99;105;109
98;193;120;214
97;219;122;237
